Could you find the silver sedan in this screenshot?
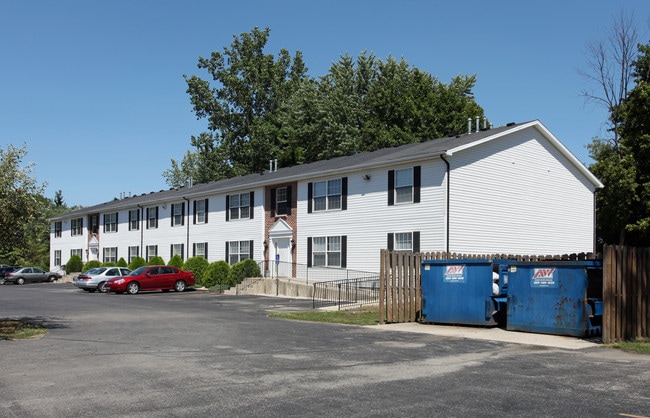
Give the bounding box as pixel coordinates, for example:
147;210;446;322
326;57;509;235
72;267;132;293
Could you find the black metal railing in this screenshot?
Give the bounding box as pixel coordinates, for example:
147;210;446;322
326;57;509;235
312;276;381;310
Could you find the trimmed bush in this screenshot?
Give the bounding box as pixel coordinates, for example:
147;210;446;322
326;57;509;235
82;260;101;272
168;254;184;268
116;257;128;267
66;255;83;274
101;262;117;267
128;256;147;270
204;261;230;288
183;257;209;286
148;256;165;266
227;258;261;286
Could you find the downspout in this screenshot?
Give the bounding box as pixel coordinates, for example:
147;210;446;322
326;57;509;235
183;197;191;259
440;154;451;253
137;204;144;257
593;190;598;253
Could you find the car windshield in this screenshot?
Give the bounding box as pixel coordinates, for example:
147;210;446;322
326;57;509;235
85;268;106;275
128;267;149;276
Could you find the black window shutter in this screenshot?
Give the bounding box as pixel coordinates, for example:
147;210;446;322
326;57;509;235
181;203;185;226
307;182;313;213
170;244;173;258
102;215;106;233
388;170;395;206
249;191;255;219
146;208;149;229
205;242;208;258
204;199;209;223
286;186;292;216
413;231;420;253
342;177;348;210
155;207;159;228
193;201;197;224
181;244;184;259
270;189;276;217
307;237;312;268
171;205;174;227
249;240;254;259
414;166;421;203
387;233;394;251
341;236;347;268
193;243;196;257
115;213;118;232
225;242;229;262
225;195;230;221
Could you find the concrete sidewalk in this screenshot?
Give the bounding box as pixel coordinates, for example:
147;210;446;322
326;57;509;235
371;322;601;350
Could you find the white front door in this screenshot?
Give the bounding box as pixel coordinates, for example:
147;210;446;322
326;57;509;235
273;238;291;278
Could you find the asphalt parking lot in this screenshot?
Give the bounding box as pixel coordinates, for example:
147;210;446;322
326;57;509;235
1;283;649;417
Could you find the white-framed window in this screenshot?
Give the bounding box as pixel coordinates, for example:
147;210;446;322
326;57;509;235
229;193;250;220
394;232;413;251
395;168;413;204
312;236;341;267
228;240;250;265
129;209;139;231
147;207;158;229
193;242;208;258
146;245;158;262
172;203;184;226
128;246;139;263
276;187;289;215
71;218;83;236
171;243;184;259
313;179;342;211
104;213;118;233
54;250;61;267
54;221;62;238
194;199;208;224
103;247;117;263
71;248;83;258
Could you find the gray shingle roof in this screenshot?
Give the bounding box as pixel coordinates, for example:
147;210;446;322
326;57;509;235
50;121;528;220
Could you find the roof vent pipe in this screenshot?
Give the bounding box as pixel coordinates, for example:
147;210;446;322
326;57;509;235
483;116;487;130
269;160;273;172
475;116;480;133
468;117;472;134
274;159;278;172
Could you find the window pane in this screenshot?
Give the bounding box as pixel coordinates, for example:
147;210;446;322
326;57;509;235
328;179;341;195
395;186;413;203
240;206;250;219
313;237;326;252
395;233;412;251
327;252;341;267
313;181;326;197
328;195;341;210
395;168;413;187
313;253;326;266
327;236;341;251
240;193;249;207
313;196;326;211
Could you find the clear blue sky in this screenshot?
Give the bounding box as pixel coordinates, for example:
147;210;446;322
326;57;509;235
1;0;648;207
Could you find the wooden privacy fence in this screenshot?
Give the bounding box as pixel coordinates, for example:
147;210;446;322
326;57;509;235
603;245;650;343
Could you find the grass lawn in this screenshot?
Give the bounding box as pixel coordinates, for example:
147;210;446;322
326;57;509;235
0;320;48;340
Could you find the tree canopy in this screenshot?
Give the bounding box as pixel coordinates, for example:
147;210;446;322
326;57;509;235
165;27;488;188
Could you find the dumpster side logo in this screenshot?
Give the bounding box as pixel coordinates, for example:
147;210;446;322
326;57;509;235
531;268;557;287
444;265;466;283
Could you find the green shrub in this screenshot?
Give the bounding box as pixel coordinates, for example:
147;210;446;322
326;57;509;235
148;256;165;266
128;256;147;270
101;262;117;267
82;260;101;272
183;257;209;286
66;255;83;274
168;254;184;268
227;258;261;286
116;257;128;267
204;261;230;288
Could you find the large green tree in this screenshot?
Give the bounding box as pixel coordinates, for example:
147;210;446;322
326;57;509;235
173;27;308;187
0;144;48;265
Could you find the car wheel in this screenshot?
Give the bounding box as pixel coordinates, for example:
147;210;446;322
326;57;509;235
47;275;57;282
174;280;186;292
97;282;107;293
126;282;140;295
16;277;25;285
0;278;4;285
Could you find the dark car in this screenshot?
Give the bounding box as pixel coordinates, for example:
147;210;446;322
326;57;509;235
3;267;62;285
0;265;20;282
105;265;195;295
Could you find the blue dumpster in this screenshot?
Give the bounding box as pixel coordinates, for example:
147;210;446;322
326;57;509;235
505;260;603;337
421;259;499;326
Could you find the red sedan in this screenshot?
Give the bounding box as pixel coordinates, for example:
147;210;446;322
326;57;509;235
105;265;195;295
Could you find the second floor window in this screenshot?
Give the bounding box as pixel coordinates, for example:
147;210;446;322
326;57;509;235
228;192;253;220
310;178;344;212
147;207;158;229
194;199;208;224
388;166;421;205
276;187;289;216
129;209;139;231
172;203;184;227
54;221;62;238
104;213;118;233
71;218;83;236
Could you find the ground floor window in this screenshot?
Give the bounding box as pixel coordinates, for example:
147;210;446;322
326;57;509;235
171;243;184;260
308;236;347;268
193;242;208;258
128;246;139;263
146;245;158;262
54;250;61;267
227;240;252;265
103;247;117;263
71;248;83;259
